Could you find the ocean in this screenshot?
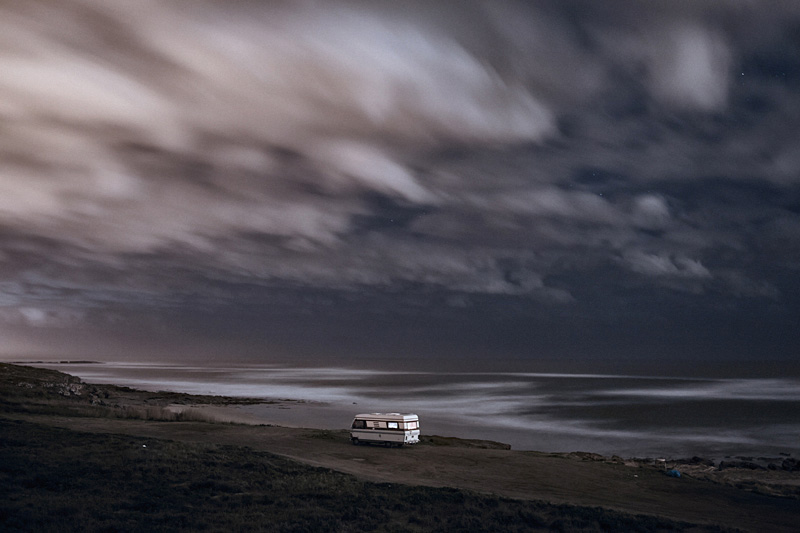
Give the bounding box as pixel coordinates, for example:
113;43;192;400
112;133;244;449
31;361;800;459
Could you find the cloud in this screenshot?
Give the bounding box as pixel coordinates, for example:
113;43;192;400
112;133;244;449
0;0;568;306
471;188;623;225
623;251;712;279
0;0;798;350
0;307;85;328
717;272;780;299
631;195;671;230
645;23;731;111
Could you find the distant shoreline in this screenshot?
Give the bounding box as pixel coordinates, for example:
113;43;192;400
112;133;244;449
7;355;800;379
12;360;105;365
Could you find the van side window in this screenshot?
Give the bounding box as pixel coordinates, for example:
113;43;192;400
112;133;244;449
387;422;398;429
352;420;366;429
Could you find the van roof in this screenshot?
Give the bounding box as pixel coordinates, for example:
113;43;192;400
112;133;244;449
353;413;418;420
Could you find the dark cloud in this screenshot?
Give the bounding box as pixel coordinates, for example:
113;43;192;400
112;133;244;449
1;0;799;363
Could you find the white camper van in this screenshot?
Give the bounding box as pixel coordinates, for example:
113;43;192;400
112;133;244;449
350;413;420;447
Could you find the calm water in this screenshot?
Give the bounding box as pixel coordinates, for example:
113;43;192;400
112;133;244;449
34;362;800;459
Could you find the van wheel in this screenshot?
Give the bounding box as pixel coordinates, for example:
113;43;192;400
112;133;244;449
351;438;359;445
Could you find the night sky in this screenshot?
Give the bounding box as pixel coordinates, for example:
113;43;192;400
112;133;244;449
1;1;799;368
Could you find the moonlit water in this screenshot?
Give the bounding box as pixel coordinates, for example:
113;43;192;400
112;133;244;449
37;362;800;459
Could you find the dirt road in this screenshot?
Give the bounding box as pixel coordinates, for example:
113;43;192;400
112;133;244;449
19;414;798;533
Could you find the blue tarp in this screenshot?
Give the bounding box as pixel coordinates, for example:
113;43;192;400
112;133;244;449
666;469;681;478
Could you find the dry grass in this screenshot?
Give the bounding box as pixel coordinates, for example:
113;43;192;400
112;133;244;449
0;418;715;533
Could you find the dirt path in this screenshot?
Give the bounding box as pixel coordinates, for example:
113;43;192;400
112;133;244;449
16;413;799;533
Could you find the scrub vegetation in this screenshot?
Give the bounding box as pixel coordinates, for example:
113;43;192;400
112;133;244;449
0;364;761;531
1;418;716;533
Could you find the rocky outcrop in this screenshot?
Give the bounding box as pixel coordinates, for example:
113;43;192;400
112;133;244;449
780;458;799;472
677;456;715;467
718;460;766;471
2;363;107;403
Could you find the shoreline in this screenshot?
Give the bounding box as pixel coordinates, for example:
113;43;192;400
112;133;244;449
5;361;797;469
10;360;800;460
178;402;800;471
2;362;799;531
34;360;800;458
